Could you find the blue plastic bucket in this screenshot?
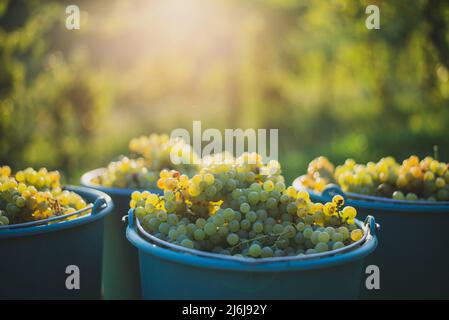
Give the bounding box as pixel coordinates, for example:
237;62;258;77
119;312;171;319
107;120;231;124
81;168;162;300
0;185;113;300
293;179;449;299
126;209;378;300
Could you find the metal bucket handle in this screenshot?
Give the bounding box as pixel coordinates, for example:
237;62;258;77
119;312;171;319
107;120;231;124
0;197;107;231
125;208;379;264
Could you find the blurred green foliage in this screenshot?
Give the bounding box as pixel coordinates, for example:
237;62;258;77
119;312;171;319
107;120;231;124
1;0;449;183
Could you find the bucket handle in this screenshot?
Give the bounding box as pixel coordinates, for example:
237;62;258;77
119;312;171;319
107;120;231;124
92;197;107;215
123;208;135;228
0;197;107;231
364;215;379;238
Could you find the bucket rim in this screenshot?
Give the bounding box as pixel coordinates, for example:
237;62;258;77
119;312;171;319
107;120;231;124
0;185;113;239
80;168;162;196
293;178;449;213
126;216;378;273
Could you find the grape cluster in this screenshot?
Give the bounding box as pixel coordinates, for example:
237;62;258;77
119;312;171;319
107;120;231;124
130;153;364;259
91;157;159;189
298;157;336;192
300;155;449;201
92;134;199;189
0;166;89;226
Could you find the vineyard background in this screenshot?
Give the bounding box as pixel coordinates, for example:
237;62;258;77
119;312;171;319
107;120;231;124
1;0;449;183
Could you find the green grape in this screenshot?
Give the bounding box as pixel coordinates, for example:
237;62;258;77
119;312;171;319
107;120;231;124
157;210;167;221
246;211;257;222
315;242;328;253
331;232;344;242
194;229;206;241
275;182;286;192
213;214;225;227
135;207;146;219
304;215;314;225
223;208;235;221
228;220;240;232
324;226;335;236
168;229;177;241
286;202;297;215
263;180;274;192
249;244;262;257
318;232;330;243
158;222;170;234
392;191;405;200
248;192;260;205
177;225;187;235
261;246;274;258
296;222;305;231
196;218;207;228
218;225;229;237
167;213;179;226
240;219;251;230
406;193;418;201
249;183;262;192
436;177;445;188
332;242;345;250
0;215;9;225
252;221;264;233
180;239;194;249
240;203;250;214
147;218;160;232
303;227;313;239
226;233;239;246
311;231;320;245
203;222;216;236
294;232;304;244
266;197;277;209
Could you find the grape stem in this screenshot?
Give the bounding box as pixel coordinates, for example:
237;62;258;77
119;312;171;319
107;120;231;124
229;229;292;253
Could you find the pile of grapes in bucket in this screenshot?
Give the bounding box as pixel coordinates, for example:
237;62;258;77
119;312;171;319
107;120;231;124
0;166;90;226
298;155;449;202
129;153;366;258
88;134;199;190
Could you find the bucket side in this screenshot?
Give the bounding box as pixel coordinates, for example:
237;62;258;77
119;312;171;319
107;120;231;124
137;243;366;300
356;206;449;299
127;219;377;299
0;218;104;299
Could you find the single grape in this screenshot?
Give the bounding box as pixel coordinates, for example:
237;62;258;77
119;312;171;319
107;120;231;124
226;233;239;246
249;244;262;257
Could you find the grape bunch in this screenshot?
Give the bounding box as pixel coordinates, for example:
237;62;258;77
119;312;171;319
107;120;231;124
91;134;199;189
91;157;159;189
298;157;336;192
130;153;364;259
0;166;89;226
299;155;449;201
